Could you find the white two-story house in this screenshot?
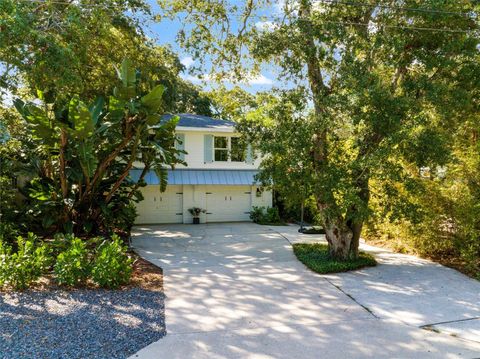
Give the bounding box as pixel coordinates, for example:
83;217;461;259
131;114;272;224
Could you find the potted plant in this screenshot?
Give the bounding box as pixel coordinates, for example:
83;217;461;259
188;207;206;224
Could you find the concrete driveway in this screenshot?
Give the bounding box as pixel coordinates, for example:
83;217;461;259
130;223;480;359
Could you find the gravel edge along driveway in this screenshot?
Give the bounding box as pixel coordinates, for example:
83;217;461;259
0;287;165;359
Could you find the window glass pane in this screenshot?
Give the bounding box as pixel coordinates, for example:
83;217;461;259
214;136;228;149
215;149;228;161
230;137;246;162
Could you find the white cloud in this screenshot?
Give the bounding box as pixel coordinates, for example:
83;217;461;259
246;74;274;85
182;72;274;86
180;56;195;68
255;21;278;32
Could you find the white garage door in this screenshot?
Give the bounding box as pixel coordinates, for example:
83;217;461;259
135;185;183;224
206;186;252;222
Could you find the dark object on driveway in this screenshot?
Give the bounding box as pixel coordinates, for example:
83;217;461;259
299;226;326;234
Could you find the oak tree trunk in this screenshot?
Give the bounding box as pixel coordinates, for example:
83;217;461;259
323;215;354;260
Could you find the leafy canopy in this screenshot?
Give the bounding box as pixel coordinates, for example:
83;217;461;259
13;59;182;235
158;0;480;259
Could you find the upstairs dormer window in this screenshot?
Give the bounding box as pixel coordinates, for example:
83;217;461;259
213;136;246;162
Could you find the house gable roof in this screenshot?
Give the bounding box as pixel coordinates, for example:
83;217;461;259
162;113;235;132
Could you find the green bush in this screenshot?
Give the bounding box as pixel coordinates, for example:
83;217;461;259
250;206;282;225
0;233;50;290
0;221;20;246
91;235;133;289
366;175;480;279
101;202;138;235
249;206;264;223
54;237;91;287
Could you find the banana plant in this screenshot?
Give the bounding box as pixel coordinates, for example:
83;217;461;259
14;59;182;235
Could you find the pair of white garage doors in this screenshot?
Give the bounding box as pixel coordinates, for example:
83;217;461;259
135;185;252;224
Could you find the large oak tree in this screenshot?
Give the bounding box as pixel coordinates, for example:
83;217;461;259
158;0;479;259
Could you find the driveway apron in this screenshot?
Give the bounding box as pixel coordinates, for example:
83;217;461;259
130;223;480;359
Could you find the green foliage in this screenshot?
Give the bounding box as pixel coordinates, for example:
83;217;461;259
102;203;138;236
366;160;480;278
159;0;480;260
188;207;206;217
54;237;90;287
206;86;257;121
0;222;19;245
1;0;213;113
293;243;377;274
0;110;31;243
250;206;282;225
0;231;135;290
91;235;133;289
12;60;182;235
0;233;50;290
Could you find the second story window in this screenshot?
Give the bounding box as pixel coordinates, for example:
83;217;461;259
214;136;229;161
213;136;247;162
230;137;246;162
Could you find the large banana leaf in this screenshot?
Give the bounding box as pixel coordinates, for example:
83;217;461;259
88;97;105;125
78;141;98;178
141;84;165;113
68;96;94;140
13;99;55;141
154;166;168;192
146;114;161;126
114;58;136;100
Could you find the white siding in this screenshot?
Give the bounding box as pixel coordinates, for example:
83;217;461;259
177;130;262;169
134;127;273;225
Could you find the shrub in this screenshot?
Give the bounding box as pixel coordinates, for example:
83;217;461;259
102;202;138;235
0;233;50;290
265;207;281;224
54;237;91;287
249;206;264;223
91;235;133;289
250;206;282;225
0;221;20;246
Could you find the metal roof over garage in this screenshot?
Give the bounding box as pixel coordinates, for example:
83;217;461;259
130;169;259;186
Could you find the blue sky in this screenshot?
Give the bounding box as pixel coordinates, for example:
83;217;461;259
144;0;280;94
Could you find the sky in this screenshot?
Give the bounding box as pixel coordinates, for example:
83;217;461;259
143;0;281;94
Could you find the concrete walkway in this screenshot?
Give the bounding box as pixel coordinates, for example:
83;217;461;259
130;223;480;359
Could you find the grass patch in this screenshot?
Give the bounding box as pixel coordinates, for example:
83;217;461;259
293;243;377;274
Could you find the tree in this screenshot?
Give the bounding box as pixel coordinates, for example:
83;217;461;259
158;0;480;259
13;59;182;235
207;86;257;121
0;0;213;114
